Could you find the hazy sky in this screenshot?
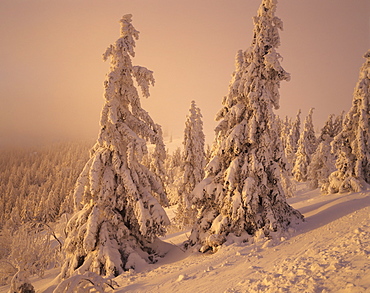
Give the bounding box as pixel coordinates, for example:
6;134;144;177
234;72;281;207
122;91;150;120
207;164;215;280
0;0;369;147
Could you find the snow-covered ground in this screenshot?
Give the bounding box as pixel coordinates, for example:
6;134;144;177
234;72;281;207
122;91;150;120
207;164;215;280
2;184;370;292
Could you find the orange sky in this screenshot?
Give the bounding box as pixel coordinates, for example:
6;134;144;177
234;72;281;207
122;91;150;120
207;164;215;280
0;0;369;147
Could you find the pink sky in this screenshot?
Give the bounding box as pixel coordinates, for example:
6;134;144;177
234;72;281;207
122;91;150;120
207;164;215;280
0;0;369;147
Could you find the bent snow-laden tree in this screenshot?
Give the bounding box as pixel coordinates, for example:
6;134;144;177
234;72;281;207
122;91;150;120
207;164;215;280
175;100;206;228
186;0;302;253
325;50;370;193
60;15;170;279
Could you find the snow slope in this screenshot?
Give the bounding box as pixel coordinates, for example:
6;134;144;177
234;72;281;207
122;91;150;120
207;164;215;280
112;187;370;293
2;185;370;292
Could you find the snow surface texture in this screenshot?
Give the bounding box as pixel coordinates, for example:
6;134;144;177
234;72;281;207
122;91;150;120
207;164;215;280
2;184;369;292
115;188;370;293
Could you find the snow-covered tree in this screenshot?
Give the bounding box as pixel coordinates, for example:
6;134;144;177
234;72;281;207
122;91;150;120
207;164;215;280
205;144;212;165
318;113;342;143
0;141;91;231
292;108;317;182
60;15;170;279
274;114;296;198
163;147;183;205
333;111;345;138
1;222;58;290
186;0;302;252
303;108;317;156
307;140;336;190
326;50;370;193
285;109;301;169
292;136;310;182
8;270;35;293
279;115;291;150
144;124;169;207
307;113;342;190
175;101;206;228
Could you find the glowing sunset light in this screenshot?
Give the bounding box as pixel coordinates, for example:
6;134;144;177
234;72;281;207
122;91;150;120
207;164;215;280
0;0;368;147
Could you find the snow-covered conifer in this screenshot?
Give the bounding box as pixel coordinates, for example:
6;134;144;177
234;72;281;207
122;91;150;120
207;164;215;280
285;109;301;169
319;114;334;143
186;0;302;252
326;50;370;193
175;101;206;228
292;108;317;182
279;115;291;150
307;113;341;190
333;111;344;136
205;144;212;165
273;114;296;198
60;15;170;279
307;140;336;190
164;147;183;205
292;135;310;182
145;124;169;207
303;108;317;156
318;112;344;143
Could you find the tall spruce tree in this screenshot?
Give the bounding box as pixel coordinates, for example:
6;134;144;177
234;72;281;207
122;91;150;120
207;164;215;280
326;50;370;193
175;101;206;228
186;0;302;252
60;15;170;279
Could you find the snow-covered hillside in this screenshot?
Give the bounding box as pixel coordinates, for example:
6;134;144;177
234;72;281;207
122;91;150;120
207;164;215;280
2;184;369;293
115;187;370;293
